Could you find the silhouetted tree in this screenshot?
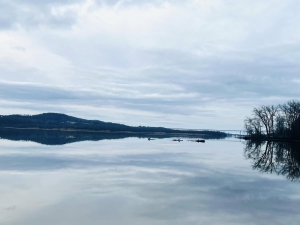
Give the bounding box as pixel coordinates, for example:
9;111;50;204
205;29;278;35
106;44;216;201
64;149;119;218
280;100;300;132
275;115;286;137
245;100;300;139
253;105;278;136
244;117;263;137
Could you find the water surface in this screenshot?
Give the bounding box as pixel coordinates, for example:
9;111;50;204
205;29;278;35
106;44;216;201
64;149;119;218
0;137;299;225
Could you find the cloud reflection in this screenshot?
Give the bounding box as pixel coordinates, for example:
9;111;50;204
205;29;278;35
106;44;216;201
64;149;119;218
0;139;300;224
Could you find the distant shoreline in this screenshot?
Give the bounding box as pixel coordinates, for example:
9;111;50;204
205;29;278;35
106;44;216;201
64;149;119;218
0;113;227;140
1;127;207;137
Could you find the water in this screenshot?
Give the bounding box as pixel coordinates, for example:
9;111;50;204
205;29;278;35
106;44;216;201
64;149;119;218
0;137;299;225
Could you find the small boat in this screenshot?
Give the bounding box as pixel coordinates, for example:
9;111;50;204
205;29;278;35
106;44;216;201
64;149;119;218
189;139;205;143
148;138;155;141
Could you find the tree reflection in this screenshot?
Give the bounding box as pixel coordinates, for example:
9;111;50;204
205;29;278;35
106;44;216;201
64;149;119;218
244;140;300;181
0;128;225;146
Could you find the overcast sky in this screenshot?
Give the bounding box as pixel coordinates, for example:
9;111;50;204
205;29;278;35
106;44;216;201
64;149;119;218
0;0;299;130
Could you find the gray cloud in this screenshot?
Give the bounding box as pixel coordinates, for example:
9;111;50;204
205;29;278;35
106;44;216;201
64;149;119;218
0;0;299;129
0;0;82;29
95;0;184;7
0;0;186;30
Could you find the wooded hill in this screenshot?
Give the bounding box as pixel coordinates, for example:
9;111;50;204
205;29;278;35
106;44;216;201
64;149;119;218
0;113;226;138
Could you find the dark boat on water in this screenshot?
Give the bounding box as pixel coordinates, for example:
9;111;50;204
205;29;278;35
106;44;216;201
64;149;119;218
189;139;205;143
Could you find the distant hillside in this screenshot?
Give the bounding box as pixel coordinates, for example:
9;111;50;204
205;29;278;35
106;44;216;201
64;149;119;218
0;128;225;146
0;113;226;138
0;113;132;131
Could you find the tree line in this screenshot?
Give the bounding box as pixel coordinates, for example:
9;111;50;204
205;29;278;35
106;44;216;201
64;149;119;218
244;100;300;139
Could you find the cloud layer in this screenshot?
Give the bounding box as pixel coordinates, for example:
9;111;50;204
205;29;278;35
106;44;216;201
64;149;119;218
0;0;299;129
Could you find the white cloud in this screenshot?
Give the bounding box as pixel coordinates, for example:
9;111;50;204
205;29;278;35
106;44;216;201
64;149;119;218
0;0;299;129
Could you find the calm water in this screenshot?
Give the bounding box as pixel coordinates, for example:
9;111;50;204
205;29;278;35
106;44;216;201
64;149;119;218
0;137;299;225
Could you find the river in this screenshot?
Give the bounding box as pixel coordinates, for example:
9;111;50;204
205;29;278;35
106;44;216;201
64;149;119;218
0;137;299;225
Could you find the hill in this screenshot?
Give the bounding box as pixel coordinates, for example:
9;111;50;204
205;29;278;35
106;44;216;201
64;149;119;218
0;113;226;138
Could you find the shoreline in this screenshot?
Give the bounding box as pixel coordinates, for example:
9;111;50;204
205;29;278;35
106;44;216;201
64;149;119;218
240;136;300;143
0;127;208;137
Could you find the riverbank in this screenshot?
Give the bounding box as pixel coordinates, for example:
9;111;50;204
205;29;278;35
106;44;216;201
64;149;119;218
240;136;300;143
2;126;210;137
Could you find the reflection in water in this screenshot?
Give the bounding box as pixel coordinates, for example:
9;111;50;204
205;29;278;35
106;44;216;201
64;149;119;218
0;139;300;224
0;128;225;145
244;140;300;181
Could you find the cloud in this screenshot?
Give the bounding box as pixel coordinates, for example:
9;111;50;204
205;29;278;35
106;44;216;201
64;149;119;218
0;0;299;129
0;0;84;30
4;206;16;211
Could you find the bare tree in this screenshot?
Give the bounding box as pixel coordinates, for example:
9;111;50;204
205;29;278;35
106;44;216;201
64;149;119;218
245;100;300;139
279;100;300;131
264;105;278;135
253;105;278;136
275;115;286;137
244;117;262;136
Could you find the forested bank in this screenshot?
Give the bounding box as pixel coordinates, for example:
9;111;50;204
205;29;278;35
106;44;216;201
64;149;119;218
244;100;300;140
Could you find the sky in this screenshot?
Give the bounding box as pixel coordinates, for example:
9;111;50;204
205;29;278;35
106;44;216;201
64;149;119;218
0;0;299;130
